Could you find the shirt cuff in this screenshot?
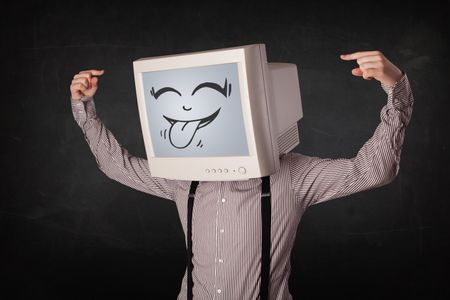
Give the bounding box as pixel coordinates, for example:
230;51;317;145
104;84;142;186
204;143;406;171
381;73;414;111
71;96;97;120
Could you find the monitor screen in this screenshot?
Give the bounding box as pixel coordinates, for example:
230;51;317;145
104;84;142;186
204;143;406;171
141;62;249;157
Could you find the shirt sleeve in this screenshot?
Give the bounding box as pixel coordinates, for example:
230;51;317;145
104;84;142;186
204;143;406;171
71;96;176;201
289;74;414;209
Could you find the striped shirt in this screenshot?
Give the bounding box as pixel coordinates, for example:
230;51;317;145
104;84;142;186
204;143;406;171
71;74;414;300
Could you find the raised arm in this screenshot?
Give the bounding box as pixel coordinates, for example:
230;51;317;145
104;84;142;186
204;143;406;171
289;51;414;209
70;69;176;201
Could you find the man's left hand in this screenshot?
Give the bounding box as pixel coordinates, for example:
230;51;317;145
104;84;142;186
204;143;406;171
340;51;403;87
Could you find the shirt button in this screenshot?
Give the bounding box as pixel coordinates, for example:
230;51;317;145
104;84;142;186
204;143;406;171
221;198;226;203
217;289;222;294
220;229;224;233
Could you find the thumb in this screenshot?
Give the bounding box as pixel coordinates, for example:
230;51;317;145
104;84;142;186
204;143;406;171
351;67;363;77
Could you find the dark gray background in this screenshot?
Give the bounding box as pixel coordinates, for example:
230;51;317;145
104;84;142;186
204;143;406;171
1;0;449;299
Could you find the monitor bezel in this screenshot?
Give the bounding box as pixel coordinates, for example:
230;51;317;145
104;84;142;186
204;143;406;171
133;44;277;181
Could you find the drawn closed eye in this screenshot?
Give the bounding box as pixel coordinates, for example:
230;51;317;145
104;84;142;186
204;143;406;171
191;78;231;98
150;86;182;99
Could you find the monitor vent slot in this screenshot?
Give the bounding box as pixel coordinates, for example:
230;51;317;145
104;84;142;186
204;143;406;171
277;124;299;154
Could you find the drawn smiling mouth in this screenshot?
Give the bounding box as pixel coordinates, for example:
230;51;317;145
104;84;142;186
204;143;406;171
163;109;220;149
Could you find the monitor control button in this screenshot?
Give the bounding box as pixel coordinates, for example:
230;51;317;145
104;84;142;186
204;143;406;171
205;169;210;173
218;168;223;173
238;167;246;174
224;168;229;173
212;169;216;173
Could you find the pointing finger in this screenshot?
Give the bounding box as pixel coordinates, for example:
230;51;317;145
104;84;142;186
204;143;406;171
340;51;381;61
74;73;92;80
79;69;104;76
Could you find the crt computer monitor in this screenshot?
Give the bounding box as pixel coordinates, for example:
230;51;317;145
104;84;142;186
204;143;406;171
133;43;303;181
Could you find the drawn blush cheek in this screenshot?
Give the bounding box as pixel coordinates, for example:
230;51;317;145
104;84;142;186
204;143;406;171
159;128;169;140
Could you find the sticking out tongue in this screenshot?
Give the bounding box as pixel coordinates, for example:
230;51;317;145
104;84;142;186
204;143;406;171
168;120;202;149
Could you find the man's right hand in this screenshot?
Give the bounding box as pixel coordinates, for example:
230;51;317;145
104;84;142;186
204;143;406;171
70;69;104;100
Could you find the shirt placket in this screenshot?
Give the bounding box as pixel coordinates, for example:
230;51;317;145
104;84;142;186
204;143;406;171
213;181;226;298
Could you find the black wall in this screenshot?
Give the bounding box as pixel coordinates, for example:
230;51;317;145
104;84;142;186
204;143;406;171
2;1;449;299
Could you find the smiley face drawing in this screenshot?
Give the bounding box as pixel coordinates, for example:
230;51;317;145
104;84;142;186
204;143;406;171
152;79;229;149
142;63;249;157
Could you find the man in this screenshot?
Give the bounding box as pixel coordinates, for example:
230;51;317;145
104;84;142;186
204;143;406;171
70;50;414;299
